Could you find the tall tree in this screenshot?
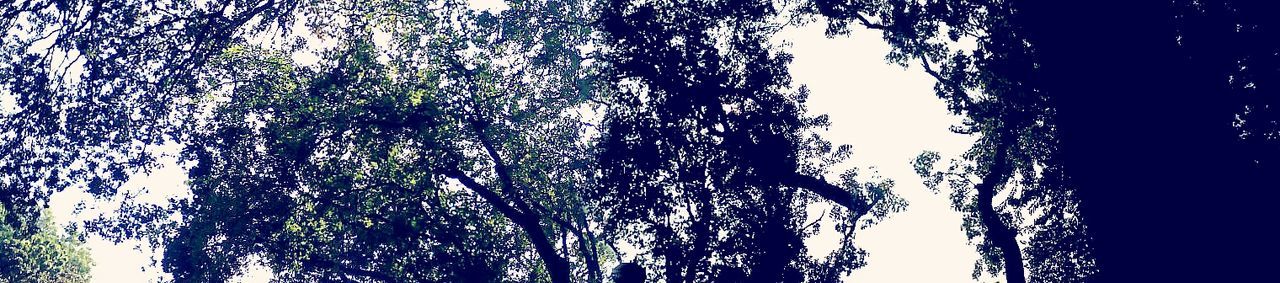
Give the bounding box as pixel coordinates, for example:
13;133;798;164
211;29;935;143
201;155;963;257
804;0;1097;282
3;1;297;281
153;0;609;281
1;0;303;217
810;0;1279;281
1016;0;1279;280
6;0;608;281
593;0;903;282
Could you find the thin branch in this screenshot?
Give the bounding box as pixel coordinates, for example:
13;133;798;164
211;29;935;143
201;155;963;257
801;208;830;231
853;13;892;30
443;168;526;220
464;117;534;211
920;57;970;98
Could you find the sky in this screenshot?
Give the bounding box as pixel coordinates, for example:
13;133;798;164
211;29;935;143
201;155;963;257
36;1;988;282
777;22;986;282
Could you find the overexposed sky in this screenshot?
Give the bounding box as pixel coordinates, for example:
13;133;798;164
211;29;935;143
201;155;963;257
779;21;986;282
35;1;987;282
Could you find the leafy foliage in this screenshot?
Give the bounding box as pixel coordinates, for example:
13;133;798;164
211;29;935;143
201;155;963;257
593;1;902;282
804;0;1098;282
1;0;303;218
0;207;93;283
6;0;606;281
156;1;608;281
11;0;1227;282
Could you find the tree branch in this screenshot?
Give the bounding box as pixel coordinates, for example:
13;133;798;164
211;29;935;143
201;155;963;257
443;168;570;283
527;188;603;283
853;13;892;30
920;57;974;103
464;118;535;211
443;169;526;220
782;174;878;221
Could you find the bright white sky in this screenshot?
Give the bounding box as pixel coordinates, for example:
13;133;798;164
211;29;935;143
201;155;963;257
35;1;988;282
778;22;987;282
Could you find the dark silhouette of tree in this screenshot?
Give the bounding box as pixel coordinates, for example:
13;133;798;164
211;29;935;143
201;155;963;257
611;262;645;283
808;0;1279;281
804;1;1097;282
1168;0;1280;177
1014;0;1280;280
593;1;903;282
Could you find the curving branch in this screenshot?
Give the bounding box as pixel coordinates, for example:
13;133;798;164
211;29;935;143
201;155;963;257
781;173;880;222
447;117;574;283
853;13;892;30
974;132;1026;283
443;167;571;283
442;168;526;220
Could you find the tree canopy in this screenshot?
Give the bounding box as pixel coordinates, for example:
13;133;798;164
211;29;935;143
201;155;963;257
801;1;1097;282
594;0;901;281
0;206;92;283
4;0;1277;282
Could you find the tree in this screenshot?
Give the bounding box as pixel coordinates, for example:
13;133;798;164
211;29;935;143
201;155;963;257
1169;0;1280;181
151;0;609;281
21;0;1266;282
2;5;308;281
593;1;903;282
807;0;1280;281
4;1;291;281
0;206;93;283
7;0;608;281
1013;0;1279;280
2;0;911;281
1;0;303;216
804;0;1097;282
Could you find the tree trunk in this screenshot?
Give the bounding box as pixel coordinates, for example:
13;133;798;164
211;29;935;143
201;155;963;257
518;214;573;283
574;207;603;283
462;121;574;283
976;134;1025;283
445;170;572;283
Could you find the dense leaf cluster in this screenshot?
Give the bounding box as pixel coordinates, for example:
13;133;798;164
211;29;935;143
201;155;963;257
0;206;92;283
594;0;899;282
